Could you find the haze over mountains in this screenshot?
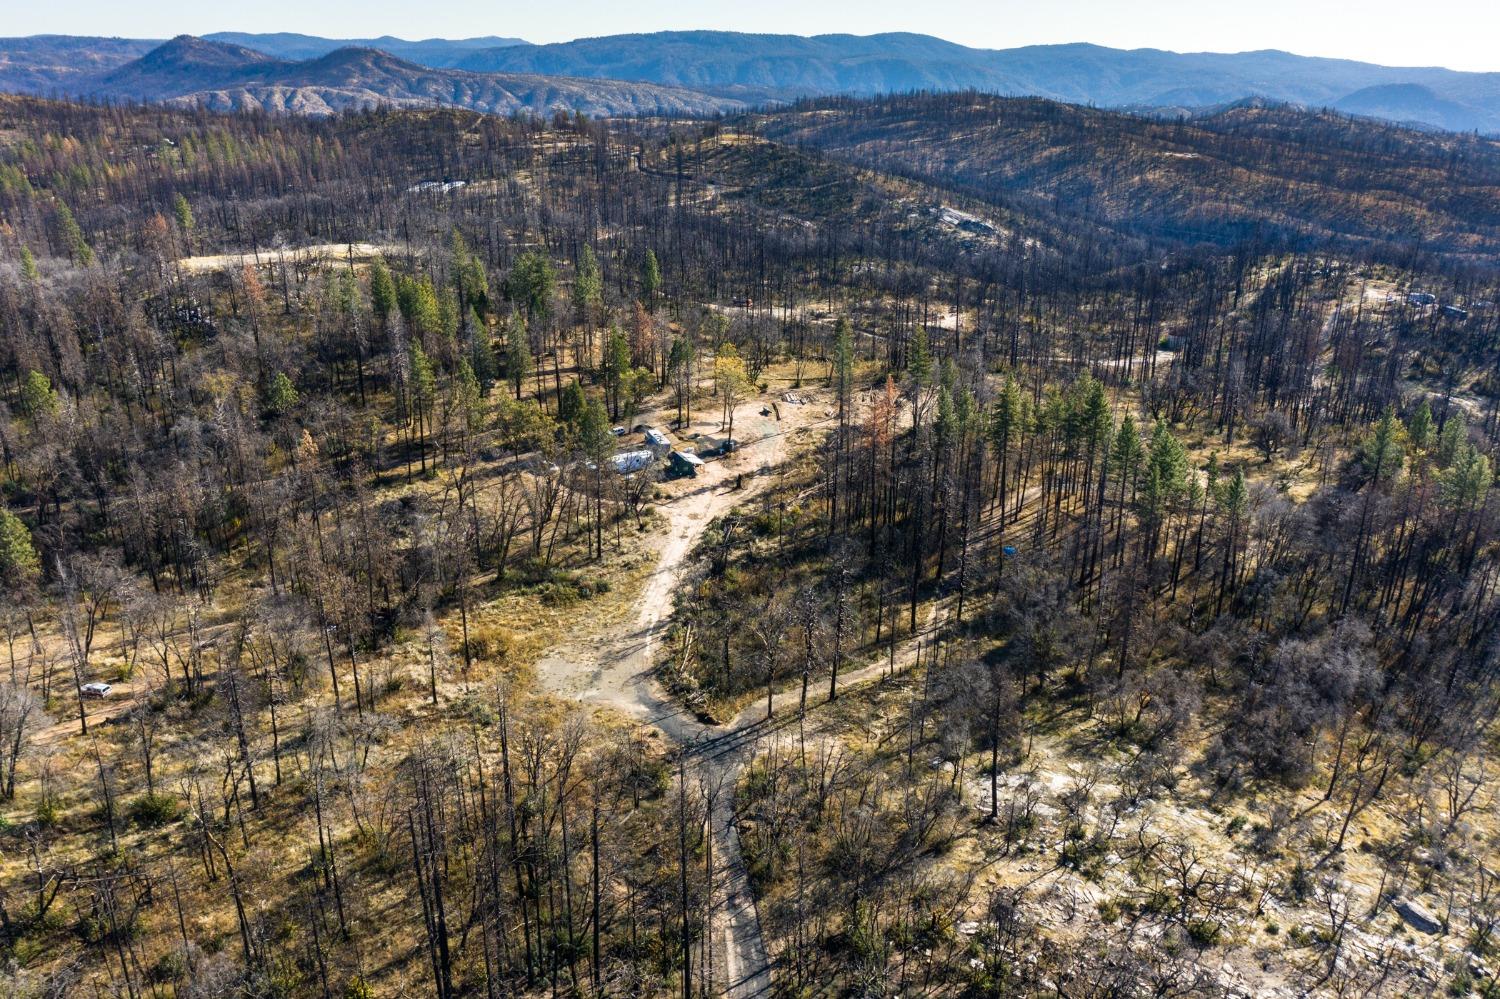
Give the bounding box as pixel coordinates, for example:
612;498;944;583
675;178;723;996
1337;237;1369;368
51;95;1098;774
201;32;529;65
451;31;1500;132
9;35;743;117
1;29;1498;132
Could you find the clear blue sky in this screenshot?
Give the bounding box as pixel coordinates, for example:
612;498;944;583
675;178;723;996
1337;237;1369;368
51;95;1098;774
9;0;1499;72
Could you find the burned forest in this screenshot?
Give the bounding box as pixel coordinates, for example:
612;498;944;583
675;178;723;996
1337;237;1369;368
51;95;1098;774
2;89;1500;998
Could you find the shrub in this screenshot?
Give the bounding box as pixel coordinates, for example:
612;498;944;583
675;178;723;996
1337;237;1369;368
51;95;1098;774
453;694;497;728
148;950;187;983
128;793;181;828
1287;861;1313;902
1187;920;1223;948
463;622;515;663
34;792;61;827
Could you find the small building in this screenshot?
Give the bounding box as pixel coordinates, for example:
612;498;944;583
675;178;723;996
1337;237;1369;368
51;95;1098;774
668;450;705;478
936;205;997;236
697;437;739;458
644;427;672;452
407;179;467;194
610;450;655;475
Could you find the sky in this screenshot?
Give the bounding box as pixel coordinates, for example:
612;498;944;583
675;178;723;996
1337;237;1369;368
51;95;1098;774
9;0;1500;72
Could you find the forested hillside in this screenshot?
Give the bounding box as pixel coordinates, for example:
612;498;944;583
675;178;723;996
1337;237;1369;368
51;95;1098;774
751;92;1500;260
1;91;1499;998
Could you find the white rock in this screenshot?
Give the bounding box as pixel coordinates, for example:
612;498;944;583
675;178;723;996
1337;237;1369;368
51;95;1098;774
1393;899;1443;935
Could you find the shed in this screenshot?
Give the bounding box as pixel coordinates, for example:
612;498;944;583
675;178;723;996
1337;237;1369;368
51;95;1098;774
698;437;739;458
669;450;705;478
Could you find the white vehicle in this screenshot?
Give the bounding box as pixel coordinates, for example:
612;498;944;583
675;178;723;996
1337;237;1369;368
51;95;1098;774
81;682;113;698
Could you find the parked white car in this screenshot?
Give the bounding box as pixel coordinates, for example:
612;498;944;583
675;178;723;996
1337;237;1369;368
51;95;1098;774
81;682;113;698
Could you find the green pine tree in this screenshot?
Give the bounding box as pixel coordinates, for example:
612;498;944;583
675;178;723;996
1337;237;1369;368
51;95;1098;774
1222;466;1248;518
55;200;93;266
469;311;497;391
1361;407;1407;483
908;326;933;388
640;249;661;308
454;359;485;433
668;335;695;426
1439;441;1491;512
20;370;59;421
1111;415;1144;487
0;507;41;591
172;192;195;236
451;230;489;316
398;275;442;339
509;250;555;322
1406;400;1435;454
559;380;587;430
1436;411;1466;470
410;341;436;412
603;326;631;419
369;258;397;326
505;316;533;400
573;245;602;328
264;371;300;416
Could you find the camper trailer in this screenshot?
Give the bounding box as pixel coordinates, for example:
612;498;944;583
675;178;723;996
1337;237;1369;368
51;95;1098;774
610;450;655;475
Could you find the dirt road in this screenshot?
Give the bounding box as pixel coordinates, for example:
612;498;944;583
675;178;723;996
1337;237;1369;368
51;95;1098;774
535;394;947;997
536;403;805;997
177;242;396;274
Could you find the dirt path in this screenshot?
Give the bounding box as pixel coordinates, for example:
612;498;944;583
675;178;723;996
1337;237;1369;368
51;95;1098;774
534;392;951;997
178;242;396;274
32;679;141;747
536;403;811;997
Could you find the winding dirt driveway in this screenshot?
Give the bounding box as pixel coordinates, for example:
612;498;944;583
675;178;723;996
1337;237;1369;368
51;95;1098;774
536;404;807;997
536;394;948;997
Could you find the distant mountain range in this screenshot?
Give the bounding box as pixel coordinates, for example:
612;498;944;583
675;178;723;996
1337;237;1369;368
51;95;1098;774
1;29;1498;132
448;32;1500;133
4;35;743;117
201;32;528;65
